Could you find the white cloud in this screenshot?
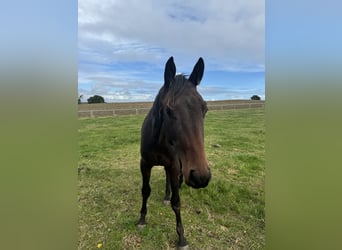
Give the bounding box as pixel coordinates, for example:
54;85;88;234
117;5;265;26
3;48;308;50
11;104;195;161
198;85;265;101
78;0;264;102
79;0;264;66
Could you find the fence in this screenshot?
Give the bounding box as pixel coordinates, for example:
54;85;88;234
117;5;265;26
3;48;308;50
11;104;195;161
78;102;265;118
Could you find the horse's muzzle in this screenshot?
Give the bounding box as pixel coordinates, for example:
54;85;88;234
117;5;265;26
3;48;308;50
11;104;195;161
187;168;211;189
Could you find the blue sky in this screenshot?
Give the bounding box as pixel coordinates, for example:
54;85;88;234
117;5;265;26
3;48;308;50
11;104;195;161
78;0;264;102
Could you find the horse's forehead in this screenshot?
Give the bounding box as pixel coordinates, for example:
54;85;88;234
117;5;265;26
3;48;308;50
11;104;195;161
181;87;203;101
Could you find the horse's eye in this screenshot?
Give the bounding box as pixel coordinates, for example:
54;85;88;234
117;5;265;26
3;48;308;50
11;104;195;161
166;107;176;119
166;107;172;116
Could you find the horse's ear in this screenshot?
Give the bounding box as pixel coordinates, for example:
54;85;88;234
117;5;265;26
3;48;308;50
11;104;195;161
164;56;176;89
189;57;204;86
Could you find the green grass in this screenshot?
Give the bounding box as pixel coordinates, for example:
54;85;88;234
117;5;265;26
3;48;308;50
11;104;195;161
78;109;265;249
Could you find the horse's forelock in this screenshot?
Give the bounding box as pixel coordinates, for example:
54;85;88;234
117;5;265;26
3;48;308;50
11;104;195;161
162;75;189;108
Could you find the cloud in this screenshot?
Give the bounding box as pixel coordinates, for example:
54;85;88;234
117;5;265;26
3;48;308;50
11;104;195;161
198;85;265;101
78;0;264;102
79;0;264;64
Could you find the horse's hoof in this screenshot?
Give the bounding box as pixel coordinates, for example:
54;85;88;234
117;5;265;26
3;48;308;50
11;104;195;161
178;245;189;250
137;223;146;229
163;200;171;205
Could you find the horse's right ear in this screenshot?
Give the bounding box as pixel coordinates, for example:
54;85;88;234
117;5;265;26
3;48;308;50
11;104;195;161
164;56;176;89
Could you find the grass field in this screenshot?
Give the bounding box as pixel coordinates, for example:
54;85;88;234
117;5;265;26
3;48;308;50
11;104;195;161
78;108;265;249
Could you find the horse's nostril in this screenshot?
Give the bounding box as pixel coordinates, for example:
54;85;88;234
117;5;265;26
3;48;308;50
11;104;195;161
190;169;199;181
189;170;196;185
189;169;210;188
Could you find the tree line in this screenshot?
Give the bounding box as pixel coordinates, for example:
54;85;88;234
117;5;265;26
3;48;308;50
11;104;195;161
78;95;105;104
78;94;261;104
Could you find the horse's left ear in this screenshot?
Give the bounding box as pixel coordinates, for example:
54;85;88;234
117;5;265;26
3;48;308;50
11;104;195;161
189;57;204;86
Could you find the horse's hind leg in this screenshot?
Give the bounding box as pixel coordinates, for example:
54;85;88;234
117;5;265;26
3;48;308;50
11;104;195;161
137;158;152;228
163;166;171;205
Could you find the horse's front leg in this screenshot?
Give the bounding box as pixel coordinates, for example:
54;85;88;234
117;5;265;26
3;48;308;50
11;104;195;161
137;158;152;228
163;166;171;204
164;165;183;205
169;166;189;249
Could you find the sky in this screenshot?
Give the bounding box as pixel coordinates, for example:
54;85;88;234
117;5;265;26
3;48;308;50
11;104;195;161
78;0;265;102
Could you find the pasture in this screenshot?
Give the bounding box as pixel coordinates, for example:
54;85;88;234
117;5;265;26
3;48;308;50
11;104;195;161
78;108;265;249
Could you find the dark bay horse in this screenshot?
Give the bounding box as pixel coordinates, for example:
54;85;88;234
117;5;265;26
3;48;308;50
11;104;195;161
137;57;211;249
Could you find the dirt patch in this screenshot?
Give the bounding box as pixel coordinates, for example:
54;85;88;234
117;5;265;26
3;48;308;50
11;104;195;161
121;234;142;249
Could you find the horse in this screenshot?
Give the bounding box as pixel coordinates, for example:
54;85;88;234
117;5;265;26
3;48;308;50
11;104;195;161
137;57;211;249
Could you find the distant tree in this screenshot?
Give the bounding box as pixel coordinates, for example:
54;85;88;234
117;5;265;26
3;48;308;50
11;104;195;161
251;95;261;100
87;95;105;103
78;95;83;104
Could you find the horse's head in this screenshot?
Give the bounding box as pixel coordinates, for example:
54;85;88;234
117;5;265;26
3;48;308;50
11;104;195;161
159;57;211;189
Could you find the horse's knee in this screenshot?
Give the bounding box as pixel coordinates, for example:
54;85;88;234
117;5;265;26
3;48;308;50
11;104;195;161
171;200;181;213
